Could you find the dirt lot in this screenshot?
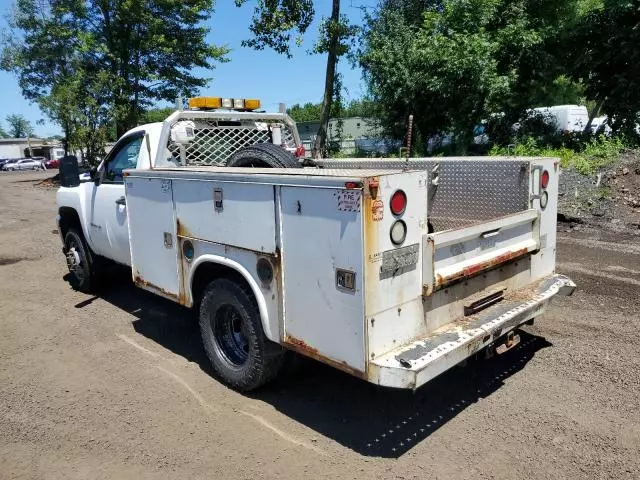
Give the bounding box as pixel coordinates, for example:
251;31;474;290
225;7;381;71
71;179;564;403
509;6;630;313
558;150;640;230
1;171;639;480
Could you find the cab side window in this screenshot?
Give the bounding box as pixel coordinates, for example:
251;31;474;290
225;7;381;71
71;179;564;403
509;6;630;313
104;136;143;183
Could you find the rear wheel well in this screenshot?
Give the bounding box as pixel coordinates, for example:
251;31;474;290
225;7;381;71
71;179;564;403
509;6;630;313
58;207;82;240
191;262;254;310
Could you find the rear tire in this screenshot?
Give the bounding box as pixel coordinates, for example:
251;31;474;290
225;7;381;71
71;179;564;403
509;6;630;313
199;278;285;391
63;228;101;293
226;143;301;168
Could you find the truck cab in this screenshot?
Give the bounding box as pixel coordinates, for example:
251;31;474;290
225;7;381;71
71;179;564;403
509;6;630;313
57;97;302;279
57;124;159;268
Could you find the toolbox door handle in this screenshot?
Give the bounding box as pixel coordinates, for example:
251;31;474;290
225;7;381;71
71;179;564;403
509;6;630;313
481;228;500;239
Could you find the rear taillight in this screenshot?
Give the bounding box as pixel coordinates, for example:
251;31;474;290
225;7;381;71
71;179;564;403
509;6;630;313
390;220;407;245
541;170;549;189
390;190;407;216
295;145;305;158
390;189;407;245
539;169;549;209
540;191;549;208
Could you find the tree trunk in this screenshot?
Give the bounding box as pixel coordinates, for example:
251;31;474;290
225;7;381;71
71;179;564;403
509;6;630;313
116;117;128;139
62;120;70;156
312;0;340;159
584;98;605;135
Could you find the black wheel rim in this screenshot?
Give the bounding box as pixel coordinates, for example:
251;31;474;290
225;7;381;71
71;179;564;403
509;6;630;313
212;305;249;367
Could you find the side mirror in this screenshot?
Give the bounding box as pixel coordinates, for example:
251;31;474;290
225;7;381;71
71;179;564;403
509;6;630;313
90;167;99;183
59;155;80;188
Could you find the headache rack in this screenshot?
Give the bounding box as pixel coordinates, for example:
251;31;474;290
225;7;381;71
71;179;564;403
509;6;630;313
160;110;301;167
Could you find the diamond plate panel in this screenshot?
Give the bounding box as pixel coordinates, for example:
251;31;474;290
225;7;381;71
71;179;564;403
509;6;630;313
428;160;530;230
316;159;530;230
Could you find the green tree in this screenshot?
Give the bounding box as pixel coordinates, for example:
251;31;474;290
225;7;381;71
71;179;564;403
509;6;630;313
0;122;7;138
140;107;176;124
358;0;583;151
5;114;33;138
38;71;115;164
343;98;378;118
287;98;377;122
570;0;640;141
287;102;323;122
2;0;228;138
237;0;358;157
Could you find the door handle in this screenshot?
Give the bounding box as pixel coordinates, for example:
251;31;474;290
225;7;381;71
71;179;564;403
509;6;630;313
481;228;500;239
115;196;126;206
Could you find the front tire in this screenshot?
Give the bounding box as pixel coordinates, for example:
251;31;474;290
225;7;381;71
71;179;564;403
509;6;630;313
63;228;100;293
199;278;285;391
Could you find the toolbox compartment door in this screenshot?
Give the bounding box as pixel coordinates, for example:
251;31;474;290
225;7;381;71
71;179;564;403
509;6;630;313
279;185;366;373
423;209;540;295
126;177;181;301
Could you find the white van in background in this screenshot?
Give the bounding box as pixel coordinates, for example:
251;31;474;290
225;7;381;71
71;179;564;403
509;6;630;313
533;105;589;133
590;116;612;135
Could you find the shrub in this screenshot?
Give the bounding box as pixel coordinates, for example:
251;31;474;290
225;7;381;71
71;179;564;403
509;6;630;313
489;135;627;175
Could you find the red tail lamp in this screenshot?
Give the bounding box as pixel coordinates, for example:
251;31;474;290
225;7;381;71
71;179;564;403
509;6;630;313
390;190;407;216
541;170;550;189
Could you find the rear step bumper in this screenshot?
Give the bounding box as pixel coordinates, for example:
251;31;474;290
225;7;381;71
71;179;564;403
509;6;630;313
368;274;576;390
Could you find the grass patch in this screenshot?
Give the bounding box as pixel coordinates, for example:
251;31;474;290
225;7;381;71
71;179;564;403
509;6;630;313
489;136;626;175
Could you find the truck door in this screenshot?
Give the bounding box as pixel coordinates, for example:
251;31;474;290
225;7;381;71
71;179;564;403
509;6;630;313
88;132;144;266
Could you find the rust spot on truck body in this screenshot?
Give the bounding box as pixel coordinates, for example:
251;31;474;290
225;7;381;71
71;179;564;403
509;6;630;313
176;218;192;238
363;177;380;310
177;246;189;307
436;247;530;289
284;336;365;379
133;274;181;303
175;218;192;306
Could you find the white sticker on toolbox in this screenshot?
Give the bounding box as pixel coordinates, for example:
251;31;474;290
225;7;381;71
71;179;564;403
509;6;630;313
334;190;361;212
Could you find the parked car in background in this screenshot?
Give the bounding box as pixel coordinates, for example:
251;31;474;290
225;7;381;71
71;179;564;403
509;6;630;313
45;158;60;169
30;156;47;169
1;159;20;170
2;158;45;171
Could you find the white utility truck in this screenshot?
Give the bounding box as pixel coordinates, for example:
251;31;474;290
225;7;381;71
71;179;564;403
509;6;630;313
56;97;575;391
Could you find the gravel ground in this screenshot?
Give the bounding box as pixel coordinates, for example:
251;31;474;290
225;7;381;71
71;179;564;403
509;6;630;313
1;170;639;480
558;150;640;231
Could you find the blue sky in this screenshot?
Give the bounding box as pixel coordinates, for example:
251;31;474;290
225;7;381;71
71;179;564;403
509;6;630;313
0;0;372;137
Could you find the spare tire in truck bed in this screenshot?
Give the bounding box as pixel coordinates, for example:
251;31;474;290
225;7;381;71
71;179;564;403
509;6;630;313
226;143;301;168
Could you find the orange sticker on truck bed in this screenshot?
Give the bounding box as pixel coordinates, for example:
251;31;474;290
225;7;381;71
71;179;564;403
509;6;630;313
372;199;384;221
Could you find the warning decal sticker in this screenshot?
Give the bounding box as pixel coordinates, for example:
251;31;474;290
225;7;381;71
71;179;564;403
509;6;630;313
372;199;384;221
334;190;361;212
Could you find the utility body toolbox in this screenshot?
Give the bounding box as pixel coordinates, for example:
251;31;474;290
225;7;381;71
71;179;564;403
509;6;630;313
124;157;574;389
